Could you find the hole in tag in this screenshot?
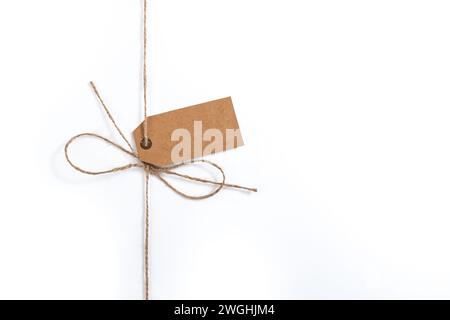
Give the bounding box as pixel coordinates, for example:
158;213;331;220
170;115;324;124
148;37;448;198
140;138;152;150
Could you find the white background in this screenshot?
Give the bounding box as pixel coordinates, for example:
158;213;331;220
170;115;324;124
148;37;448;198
1;0;450;300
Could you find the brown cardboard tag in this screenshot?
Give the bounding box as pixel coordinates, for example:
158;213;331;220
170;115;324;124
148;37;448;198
133;97;244;166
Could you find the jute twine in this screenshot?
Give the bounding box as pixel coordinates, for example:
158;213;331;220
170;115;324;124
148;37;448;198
65;0;256;300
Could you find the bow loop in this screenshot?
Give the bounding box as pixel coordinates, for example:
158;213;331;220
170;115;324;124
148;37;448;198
145;159;227;200
64;133;140;176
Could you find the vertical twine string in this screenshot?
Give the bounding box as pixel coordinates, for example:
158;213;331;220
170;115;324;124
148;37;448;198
143;0;150;300
143;0;149;142
144;172;150;300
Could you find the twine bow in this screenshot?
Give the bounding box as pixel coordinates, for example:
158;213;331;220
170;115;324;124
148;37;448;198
65;82;257;299
65;132;257;199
